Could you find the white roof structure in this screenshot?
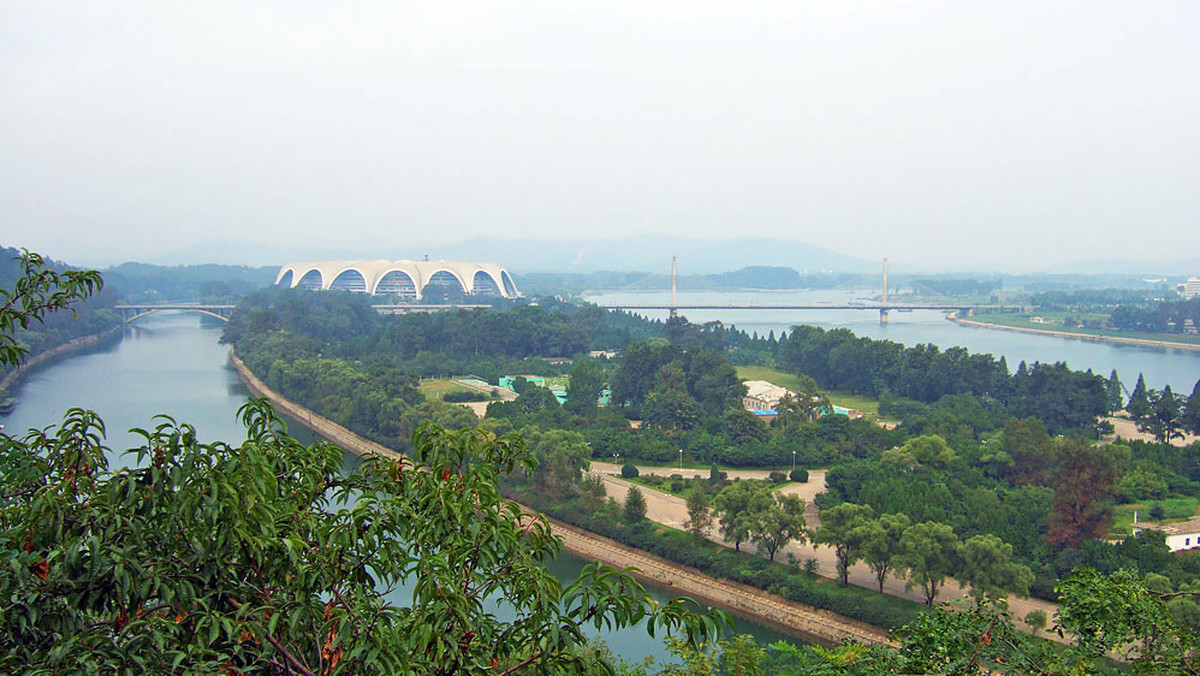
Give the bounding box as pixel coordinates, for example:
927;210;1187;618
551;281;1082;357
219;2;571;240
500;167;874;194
743;380;792;411
275;259;520;300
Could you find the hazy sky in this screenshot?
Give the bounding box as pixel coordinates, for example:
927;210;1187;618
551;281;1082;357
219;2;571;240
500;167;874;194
2;1;1197;271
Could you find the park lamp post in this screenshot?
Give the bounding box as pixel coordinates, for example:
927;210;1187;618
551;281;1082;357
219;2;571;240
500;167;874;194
792;450;797;472
678;449;683;472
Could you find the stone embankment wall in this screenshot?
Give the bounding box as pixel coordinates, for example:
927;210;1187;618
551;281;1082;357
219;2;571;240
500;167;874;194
230;351;894;647
949;315;1200;352
0;327;123;396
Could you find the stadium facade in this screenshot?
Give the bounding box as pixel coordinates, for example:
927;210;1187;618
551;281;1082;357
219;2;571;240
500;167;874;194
275;259;519;301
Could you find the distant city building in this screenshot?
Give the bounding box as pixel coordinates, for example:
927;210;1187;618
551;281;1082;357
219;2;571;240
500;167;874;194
1178;277;1200;300
275;259;520;301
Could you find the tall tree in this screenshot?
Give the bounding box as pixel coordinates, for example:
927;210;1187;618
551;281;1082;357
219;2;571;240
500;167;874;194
750;493;807;561
1106;369;1125;414
686;488;714;538
861;513;912;593
563;356;605;416
955;534;1034;602
1047;439;1121;548
1185;379;1200;436
899;521;961;605
711;481;773;552
1127;373;1151;419
774;375;830;427
813;503;876;586
1139;386;1186;443
624;485;648;523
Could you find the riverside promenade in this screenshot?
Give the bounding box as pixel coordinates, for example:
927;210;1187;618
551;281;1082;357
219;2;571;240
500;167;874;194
230;352;893;647
950;315;1200;353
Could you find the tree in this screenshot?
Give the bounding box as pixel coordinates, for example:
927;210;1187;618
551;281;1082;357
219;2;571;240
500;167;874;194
1127;373;1151;419
0;255;728;673
642;388;701;432
722;409;770;445
1024;609;1048;636
1139;385;1185;443
773;375;830;427
1185;379;1200;436
813;503;876;586
860;513;911;593
955;534;1034;602
711;481;772;552
899;521;960;605
0;249;103;368
685;488;713;538
624;486;648;523
564;356;605;416
1106;369;1125;414
749;493;807;561
1047;439;1120;548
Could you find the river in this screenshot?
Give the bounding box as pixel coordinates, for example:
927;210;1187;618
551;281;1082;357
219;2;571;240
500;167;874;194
0;312;794;664
587;289;1200;392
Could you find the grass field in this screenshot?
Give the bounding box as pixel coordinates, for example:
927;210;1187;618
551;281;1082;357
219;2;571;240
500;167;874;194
418;378;488;400
1112;497;1199;535
735;366;882;415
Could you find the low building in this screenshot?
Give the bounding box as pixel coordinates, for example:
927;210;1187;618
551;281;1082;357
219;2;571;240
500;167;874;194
1133;516;1200;552
743;380;791;411
1179;277;1200;300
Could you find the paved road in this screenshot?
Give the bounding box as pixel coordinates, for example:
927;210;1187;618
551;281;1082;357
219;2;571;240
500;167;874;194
590;462;1064;641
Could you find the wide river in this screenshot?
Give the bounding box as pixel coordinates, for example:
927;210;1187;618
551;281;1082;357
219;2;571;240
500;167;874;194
587;289;1200;392
0;312;793;664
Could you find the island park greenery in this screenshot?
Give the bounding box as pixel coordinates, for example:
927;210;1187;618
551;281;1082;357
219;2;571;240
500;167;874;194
8;252;1200;673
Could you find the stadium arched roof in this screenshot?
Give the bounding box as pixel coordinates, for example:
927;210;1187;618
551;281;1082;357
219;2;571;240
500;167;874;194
274;260;520;300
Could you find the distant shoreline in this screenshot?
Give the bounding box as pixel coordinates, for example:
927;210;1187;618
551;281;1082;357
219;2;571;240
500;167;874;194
0;327;123;397
948;315;1200;353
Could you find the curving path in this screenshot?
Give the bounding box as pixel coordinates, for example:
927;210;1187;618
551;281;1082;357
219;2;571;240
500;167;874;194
591;462;1064;642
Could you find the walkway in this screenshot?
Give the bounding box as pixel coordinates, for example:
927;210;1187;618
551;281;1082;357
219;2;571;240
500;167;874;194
591;462;1064;641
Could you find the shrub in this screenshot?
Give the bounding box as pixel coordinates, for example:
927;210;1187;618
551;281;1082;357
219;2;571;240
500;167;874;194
790;468;809;483
621;462;640;479
769;471;787;483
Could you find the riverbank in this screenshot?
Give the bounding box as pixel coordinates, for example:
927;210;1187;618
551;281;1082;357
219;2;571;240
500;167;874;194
949;314;1200;352
0;326;123;397
229;351;893;647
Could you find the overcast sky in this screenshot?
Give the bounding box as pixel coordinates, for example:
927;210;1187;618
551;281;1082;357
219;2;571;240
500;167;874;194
2;1;1197;271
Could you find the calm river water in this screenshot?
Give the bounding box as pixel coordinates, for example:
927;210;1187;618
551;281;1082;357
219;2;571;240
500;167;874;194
0;312;793;664
587;289;1200;392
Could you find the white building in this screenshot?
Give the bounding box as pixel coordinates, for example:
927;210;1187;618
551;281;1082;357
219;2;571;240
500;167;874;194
1133;516;1200;552
742;380;792;411
1179;277;1200;300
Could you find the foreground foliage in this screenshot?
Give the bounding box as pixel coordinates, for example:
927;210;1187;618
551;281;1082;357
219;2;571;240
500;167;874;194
0;404;726;674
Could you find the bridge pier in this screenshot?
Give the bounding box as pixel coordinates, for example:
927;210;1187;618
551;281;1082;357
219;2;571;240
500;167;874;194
879;308;889;325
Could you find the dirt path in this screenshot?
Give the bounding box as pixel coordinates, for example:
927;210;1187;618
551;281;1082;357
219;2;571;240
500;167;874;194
595;465;1064;642
1105;416;1200;446
232;355;891;645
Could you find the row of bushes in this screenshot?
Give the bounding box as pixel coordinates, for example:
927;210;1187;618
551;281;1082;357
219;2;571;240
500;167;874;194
511;488;923;632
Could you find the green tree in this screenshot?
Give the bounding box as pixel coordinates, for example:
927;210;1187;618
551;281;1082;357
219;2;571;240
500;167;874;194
564;356;605;416
1127;372;1151;419
955;534;1034;602
899;521;960;605
1185;379;1200;436
1105;369;1125;414
813;503;875;586
750;493;807;562
711;481;772;552
1139;385;1186;443
624;486;649;523
860;513;911;593
0;255;729;673
685;488;713;538
773;375;830;427
0;249;103;368
722;408;770;445
642;388;701;432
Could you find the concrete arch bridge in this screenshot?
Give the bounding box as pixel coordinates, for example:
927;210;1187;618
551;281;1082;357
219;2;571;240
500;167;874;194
115;304;235;323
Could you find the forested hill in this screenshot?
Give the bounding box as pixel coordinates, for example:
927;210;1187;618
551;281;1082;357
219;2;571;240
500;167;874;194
0;247;121;379
101;261;277;303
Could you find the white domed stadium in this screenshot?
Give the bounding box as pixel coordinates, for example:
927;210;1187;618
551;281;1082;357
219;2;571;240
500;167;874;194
275;259;520;301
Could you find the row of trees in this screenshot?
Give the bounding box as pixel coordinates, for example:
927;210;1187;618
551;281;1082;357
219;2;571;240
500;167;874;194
1126;373;1200;442
1109;295;1200;334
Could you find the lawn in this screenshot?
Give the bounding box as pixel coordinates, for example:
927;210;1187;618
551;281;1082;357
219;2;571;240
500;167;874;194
1112;497;1199;535
418;378;489;400
735;366;882;415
